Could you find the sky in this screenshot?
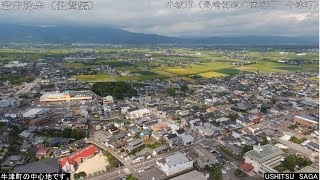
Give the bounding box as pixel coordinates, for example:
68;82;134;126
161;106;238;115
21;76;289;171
0;0;318;37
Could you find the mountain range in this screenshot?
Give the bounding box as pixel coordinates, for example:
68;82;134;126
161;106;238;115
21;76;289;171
0;24;317;45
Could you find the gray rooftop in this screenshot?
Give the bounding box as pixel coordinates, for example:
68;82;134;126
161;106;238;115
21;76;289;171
161;153;191;168
13;158;60;173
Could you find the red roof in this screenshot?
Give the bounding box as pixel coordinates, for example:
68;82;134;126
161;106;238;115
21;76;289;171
36;147;49;154
240;163;254;172
60;145;98;167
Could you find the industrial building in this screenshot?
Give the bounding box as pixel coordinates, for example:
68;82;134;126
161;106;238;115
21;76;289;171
40;91;92;102
126;109;150;119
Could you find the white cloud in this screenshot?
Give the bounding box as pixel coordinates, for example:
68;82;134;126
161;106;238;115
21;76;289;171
0;0;318;37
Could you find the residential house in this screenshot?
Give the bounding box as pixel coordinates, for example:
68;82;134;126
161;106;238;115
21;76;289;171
181;134;194;146
2;155;28;167
152;144;171;156
166;134;183;147
13;158;60;173
126;139;144;152
193;145;217;169
36;147;51;159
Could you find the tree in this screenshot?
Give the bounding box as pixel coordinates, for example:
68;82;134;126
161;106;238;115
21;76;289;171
290;136;307;144
207;165;223;180
92;82;137;99
260;106;269;113
181;84;188;92
228;113;238;121
126;174;138;180
104;152;121;167
74;171;87;180
296;156;312;167
242;145;253;154
166;88;176;96
61;128;72;138
261;136;269;146
283;154;297;172
234;169;245;177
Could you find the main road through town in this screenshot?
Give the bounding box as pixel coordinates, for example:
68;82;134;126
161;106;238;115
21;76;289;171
86;139;196;180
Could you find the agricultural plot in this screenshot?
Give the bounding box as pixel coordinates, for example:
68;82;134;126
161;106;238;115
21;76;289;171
115;67;141;72
115;74;165;81
188;62;237;72
73;73;115;82
98;60;134;67
307;76;319;82
214;68;252;76
198;71;227;78
133;71;158;75
152;70;178;77
162;67;197;75
237;61;319;73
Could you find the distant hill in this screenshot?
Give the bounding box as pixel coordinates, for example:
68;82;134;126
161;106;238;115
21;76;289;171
0;24;317;45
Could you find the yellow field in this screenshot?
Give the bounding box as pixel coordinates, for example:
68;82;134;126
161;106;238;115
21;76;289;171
198;71;228;78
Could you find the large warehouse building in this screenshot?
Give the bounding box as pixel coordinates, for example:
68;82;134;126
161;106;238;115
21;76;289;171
40;91;92;102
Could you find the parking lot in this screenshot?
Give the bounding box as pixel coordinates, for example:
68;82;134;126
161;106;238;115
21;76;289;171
138;165;167;180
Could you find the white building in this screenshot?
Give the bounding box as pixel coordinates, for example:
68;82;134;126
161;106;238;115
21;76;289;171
22;108;49;118
103;95;114;104
126;109;150;119
156;153;193;176
40;91;92;102
4;61;28;68
198;124;220;137
80;105;89;117
244;144;283;176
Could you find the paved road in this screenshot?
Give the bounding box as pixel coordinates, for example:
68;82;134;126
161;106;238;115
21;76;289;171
87;140;129;166
15;78;40;95
87;142;196;180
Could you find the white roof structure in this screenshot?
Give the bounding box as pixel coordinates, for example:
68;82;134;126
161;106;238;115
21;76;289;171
164;153;191;168
22;108;45;118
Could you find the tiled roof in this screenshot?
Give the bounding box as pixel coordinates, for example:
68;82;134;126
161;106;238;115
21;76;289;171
240;163;254;171
60;145;98;167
